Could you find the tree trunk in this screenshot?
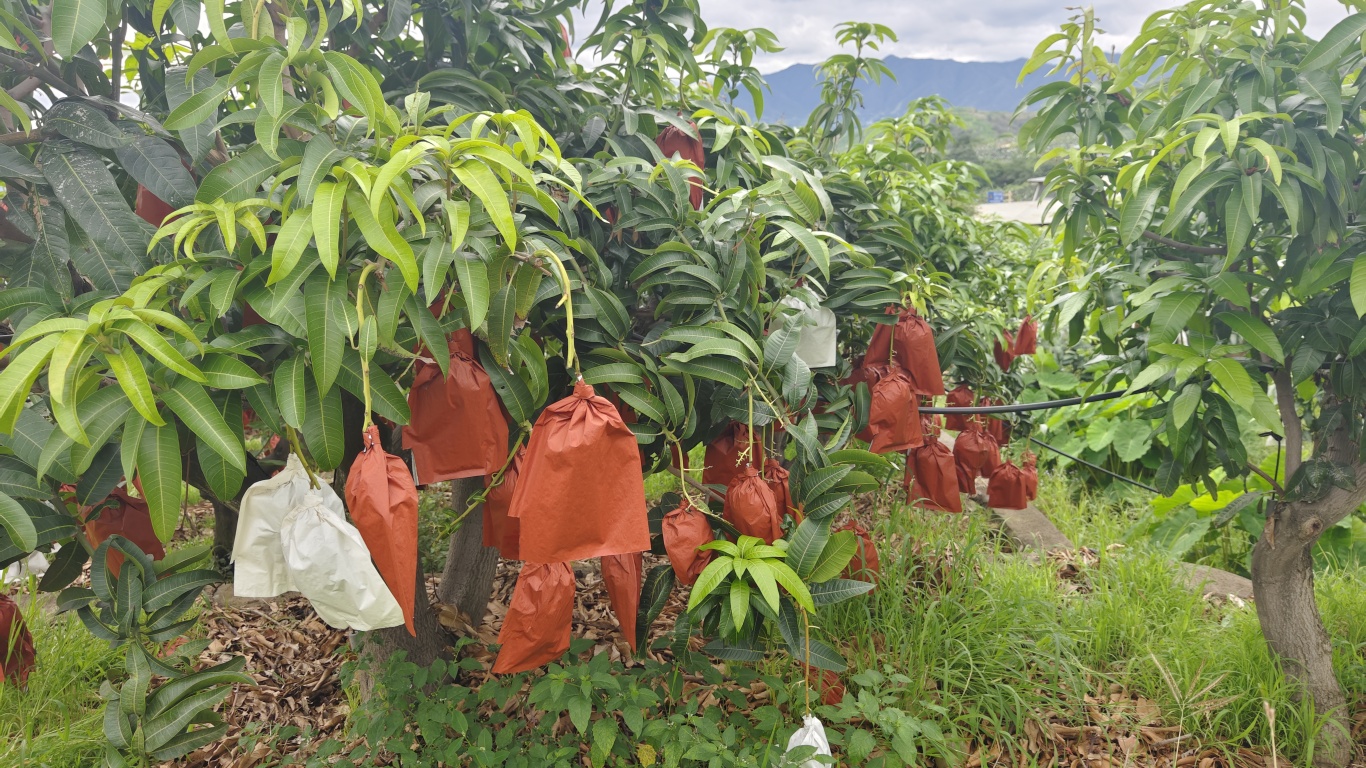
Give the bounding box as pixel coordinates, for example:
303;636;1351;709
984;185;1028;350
354;478;500;696
353;557;451;697
1251;496;1356;768
436;477;500;626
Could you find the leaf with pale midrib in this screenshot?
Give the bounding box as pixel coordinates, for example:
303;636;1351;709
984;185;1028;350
40;144;152;283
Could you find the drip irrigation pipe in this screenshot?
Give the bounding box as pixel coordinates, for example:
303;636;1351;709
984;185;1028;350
919;387;1147;415
1027;437;1160;493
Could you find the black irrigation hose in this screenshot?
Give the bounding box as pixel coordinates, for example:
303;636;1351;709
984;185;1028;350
918;388;1145;415
1027;437;1161;494
915;385;1161;492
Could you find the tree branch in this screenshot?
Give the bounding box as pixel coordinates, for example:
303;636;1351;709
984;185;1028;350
1271;366;1302;484
1140;230;1227;256
0;51;80;96
1247;462;1285;495
0;130;46;146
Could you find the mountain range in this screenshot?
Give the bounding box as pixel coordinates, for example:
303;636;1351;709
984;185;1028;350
742;56;1066;124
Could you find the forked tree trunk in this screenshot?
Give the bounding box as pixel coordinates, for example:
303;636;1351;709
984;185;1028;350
1251;493;1361;768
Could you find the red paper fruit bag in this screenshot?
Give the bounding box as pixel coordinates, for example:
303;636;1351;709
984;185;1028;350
954;422;1000;481
602;552;642;651
723;465;782;544
1022;452;1040;501
403;330;510;485
1013;315;1038;355
509;381;650;563
0;594;35;686
764;458;795;521
483;447;524;560
892;307;945;396
656;123;706;210
493;562;575;674
702;422;764;488
835;520;880;585
82;487;167;578
345;425;420;635
993;333;1015;371
944;384;974;431
866;367;923;454
978;397;1013;446
906;434;962;513
662;498;714;585
988;461;1030;510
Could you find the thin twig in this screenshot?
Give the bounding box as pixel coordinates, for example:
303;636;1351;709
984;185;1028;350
667;465;724;503
1246;462;1285;496
1140;230;1227;256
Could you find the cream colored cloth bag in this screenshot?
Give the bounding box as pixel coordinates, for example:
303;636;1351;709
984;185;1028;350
279;492;404;631
784;715;833;767
233;454;323;597
780;297;838;369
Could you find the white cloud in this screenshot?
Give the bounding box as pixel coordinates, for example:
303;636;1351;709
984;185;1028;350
573;0;1355;72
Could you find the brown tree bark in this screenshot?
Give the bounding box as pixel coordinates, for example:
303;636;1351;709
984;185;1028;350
1250;459;1366;768
436;477;500;625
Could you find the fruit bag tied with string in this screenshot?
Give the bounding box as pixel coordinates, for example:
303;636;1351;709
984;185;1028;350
509;381;650;563
403;329;509;485
345;425;420;635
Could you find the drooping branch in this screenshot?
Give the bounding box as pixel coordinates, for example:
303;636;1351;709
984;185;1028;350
1140;230;1227;255
1271;367;1303;483
0;130;44;147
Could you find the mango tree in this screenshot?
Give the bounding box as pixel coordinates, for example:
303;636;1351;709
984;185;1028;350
1021;3;1366;764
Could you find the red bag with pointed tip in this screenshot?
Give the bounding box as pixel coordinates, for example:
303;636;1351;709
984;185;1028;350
865;366;923;454
662;498;714;586
993;333;1015;371
723;465;782;544
82;487;166;578
1013;315;1038;355
978;397;1013;446
483;447;524;560
988;461;1030;510
602;552;642;652
0;594;34;687
656;123;705;210
492;562;575;674
905;434;962;513
835;520;879;584
944;384;974;431
403;330;509;485
509;381;650;563
763;459;795;521
345;425;420;635
702;422;764;488
1022;452;1039;501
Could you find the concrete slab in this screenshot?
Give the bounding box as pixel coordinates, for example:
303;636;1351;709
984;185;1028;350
988;503;1075;554
1176;562;1254;601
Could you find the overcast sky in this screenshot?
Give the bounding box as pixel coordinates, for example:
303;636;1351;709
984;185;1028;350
574;1;1356;72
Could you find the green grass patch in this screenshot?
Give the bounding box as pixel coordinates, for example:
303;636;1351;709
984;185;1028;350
0;590;124;768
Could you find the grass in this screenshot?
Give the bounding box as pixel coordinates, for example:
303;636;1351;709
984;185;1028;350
813;468;1366;766
0;588;124;768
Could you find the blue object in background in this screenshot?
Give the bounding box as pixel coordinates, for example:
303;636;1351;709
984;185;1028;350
986;190;1005;203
